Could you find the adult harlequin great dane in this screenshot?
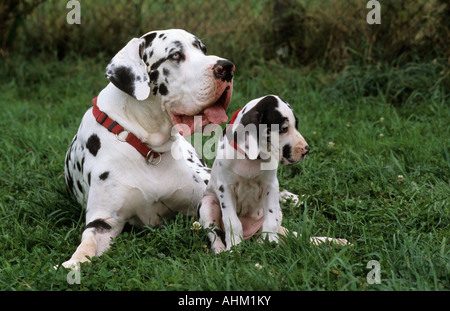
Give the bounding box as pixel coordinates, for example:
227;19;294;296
62;29;235;268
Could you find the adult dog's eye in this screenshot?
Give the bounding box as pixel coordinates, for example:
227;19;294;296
280;127;289;134
171;52;181;60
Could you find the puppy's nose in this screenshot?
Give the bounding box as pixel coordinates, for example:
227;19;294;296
301;145;310;156
304;145;310;154
213;60;235;82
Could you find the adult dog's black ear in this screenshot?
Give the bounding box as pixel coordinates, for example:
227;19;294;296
105;38;150;100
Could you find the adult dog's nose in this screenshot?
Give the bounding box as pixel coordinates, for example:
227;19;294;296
213;60;235;82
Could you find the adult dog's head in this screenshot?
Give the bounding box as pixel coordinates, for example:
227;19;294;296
105;29;234;136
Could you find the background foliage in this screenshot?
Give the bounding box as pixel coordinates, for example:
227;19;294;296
1;0;449;67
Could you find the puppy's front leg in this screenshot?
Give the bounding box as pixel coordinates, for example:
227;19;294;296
218;184;243;250
261;185;282;243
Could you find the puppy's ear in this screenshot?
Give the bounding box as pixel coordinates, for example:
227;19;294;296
105;38;150;100
239;109;263;160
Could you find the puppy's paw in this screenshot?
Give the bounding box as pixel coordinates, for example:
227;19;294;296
211;244;226;254
259;232;279;244
60;260;82;270
279;189;300;205
277;226;298;238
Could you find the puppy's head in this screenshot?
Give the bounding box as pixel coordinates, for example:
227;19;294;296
234;95;309;164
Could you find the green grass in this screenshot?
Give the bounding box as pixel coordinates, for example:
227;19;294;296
0;55;449;291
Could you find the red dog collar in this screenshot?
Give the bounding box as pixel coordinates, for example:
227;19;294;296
91;97;163;165
226;108;246;155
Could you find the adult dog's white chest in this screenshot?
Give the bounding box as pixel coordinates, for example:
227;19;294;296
65;102;210;227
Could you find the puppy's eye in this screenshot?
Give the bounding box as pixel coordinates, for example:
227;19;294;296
280;127;289;134
171;52;181;60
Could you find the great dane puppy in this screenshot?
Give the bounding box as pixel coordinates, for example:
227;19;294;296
63;29;234;268
198;95;308;253
199;95;349;253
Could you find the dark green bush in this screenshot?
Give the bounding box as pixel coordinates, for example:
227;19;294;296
2;0;449;69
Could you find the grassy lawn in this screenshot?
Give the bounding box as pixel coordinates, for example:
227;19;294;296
0;56;448;291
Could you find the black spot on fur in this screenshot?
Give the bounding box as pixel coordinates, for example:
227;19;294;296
218;185;224;192
269;209;273;213
221;202;226;209
159;83;168;96
76;161;81;172
152;86;158;96
66;173;74;196
150;56;169;71
99;171;109;180
282;144;292;160
163;68;170;77
77;180;82;193
87;172;91;186
106;66;135;98
241;96;285;128
86;134;101;156
149;70;159;82
142;32;157;48
192;37;207;54
196;202;202;218
169;41;183;53
85;219;112;232
65;155;70;172
213;228;225;244
200;158;207;167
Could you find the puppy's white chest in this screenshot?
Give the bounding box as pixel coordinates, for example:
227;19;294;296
229;159;264;179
